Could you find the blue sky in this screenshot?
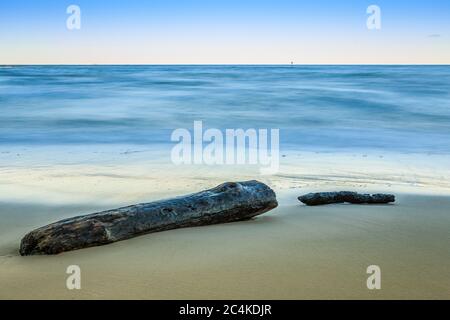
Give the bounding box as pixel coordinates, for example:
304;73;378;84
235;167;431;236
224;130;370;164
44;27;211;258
0;0;449;64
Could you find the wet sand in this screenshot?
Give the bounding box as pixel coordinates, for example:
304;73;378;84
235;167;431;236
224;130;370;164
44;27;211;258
1;148;449;299
1;191;449;299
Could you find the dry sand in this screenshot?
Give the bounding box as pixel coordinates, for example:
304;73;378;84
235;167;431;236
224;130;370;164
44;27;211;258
0;191;449;299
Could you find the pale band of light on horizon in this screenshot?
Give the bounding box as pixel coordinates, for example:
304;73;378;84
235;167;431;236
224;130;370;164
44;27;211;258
0;0;449;65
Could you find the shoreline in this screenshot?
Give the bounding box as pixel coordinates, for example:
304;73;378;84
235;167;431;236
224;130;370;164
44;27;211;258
1;146;450;206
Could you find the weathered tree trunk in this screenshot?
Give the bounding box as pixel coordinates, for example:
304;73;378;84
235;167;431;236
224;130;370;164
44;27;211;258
298;191;395;206
20;180;278;255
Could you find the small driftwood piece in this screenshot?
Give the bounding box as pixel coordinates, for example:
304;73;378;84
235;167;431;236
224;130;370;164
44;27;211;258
298;191;395;206
20;180;278;255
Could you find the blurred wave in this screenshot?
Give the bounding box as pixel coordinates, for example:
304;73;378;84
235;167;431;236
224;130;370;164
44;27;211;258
0;65;449;153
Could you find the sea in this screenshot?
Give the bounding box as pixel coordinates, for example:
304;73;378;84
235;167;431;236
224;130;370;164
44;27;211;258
0;65;449;156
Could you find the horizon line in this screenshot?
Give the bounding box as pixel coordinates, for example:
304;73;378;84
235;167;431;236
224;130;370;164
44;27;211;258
2;63;450;66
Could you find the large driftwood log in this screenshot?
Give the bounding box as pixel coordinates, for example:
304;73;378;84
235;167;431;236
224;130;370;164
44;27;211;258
298;191;395;206
20;181;278;255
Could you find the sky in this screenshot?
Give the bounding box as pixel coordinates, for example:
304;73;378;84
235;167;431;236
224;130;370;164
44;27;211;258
0;0;449;64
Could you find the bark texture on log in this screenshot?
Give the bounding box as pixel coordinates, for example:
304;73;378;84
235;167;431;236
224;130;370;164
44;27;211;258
298;191;395;206
20;180;278;255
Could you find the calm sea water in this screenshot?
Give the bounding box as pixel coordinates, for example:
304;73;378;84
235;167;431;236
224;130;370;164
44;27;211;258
1;65;449;153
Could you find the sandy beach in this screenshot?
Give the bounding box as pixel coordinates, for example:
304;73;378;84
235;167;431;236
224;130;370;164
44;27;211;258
1;148;449;299
1;193;449;299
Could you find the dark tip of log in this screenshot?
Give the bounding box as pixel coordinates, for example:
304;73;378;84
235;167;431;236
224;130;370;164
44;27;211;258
20;180;278;256
298;191;395;206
